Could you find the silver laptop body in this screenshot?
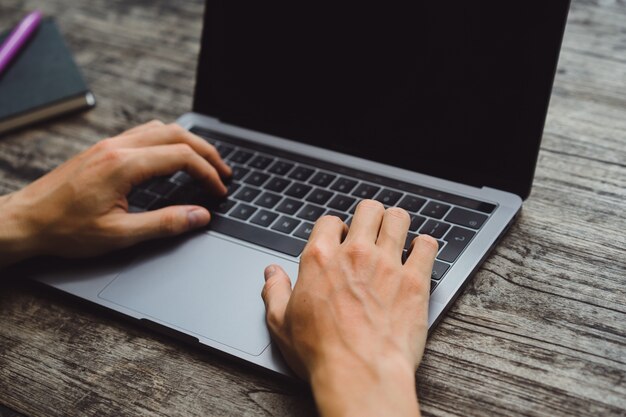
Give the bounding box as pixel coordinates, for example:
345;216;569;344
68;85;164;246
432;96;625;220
29;1;571;376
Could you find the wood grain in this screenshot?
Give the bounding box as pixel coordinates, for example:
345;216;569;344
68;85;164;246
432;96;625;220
0;0;625;416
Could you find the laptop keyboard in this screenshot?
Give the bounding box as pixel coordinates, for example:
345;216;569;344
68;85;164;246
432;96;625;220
128;128;496;293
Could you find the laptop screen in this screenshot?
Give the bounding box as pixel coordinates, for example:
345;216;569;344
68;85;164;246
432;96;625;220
194;1;570;199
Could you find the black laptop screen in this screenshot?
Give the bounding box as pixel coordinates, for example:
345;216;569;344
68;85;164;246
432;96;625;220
194;1;570;199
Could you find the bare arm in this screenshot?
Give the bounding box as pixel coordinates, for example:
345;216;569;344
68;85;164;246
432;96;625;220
262;200;437;417
0;120;231;269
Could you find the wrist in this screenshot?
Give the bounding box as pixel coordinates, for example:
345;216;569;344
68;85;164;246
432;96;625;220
0;192;43;268
310;352;420;417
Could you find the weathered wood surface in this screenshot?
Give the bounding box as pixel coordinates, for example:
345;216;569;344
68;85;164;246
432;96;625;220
0;0;625;415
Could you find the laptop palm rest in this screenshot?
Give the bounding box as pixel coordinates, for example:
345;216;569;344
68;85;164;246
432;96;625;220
98;232;299;356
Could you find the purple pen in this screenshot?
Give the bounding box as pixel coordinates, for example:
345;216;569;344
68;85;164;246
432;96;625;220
0;10;43;76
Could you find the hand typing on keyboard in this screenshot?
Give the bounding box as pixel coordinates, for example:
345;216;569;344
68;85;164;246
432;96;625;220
262;200;438;417
0;120;231;267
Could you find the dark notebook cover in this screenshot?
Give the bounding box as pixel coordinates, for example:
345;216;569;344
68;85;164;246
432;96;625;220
0;18;95;133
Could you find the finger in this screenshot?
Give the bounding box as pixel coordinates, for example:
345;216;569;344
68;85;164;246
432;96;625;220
308;215;349;247
261;265;293;331
376;207;411;255
113;205;211;247
124;144;228;195
344;199;385;244
112;123;231;178
404;234;438;281
118;120;165;137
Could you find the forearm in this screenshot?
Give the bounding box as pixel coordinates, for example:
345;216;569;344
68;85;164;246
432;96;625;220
0;193;41;269
310;354;421;417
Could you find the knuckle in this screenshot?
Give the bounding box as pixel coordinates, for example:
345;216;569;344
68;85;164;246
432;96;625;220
319;214;344;227
419;234;439;254
358;199;385;211
95;138;115;152
386;206;410;221
266;306;283;329
167;123;186;137
148;119;164;126
159;211;182;235
345;241;372;258
302;241;330;264
175;143;194;156
206;143;220;156
100;148;125;165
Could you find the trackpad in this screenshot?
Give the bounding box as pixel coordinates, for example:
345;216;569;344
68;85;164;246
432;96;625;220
99;233;299;356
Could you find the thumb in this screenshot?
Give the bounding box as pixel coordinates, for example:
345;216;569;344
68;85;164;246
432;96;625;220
119;206;211;246
261;265;293;332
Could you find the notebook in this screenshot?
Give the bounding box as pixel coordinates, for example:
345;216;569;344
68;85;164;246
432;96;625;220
0;18;95;135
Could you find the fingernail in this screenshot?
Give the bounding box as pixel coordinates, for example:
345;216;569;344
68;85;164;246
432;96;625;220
264;265;276;281
187;208;210;228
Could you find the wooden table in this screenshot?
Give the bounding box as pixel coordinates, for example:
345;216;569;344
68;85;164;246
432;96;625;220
1;1;624;415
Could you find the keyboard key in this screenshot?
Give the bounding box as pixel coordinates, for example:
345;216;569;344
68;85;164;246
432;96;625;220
268;160;294;176
129;190;157;209
419;220;451;239
285;182;312;199
309;172;336;187
265;177;292;193
409;215;427;232
352;183;381;199
420;201;451;219
431;261;450;281
243;171;270;187
405;232;418;250
233;186;261;202
148;180;177;196
328;194;356;212
151;197;174;210
276;198;304;215
212;199;237;214
445;207;488;229
331;177;358;193
230;203;257;220
297;204;326;221
326;210;349;221
289;166;315;181
169;185;202;204
397;195;427;212
272;216;301;234
255;192;283;208
294;222;315;240
226;182;240;195
231;165;250;181
248;155;274;170
374;189;402;206
230;150;254;164
172;171;194;185
306;188;334;205
209;215;306;257
250;210;279;227
430;280;438;293
438;226;476;263
216;144;234;158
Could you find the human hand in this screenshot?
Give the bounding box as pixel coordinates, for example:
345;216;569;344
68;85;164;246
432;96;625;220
261;200;438;417
0;121;230;267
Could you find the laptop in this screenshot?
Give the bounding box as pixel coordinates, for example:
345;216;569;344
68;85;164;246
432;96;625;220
31;1;571;376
